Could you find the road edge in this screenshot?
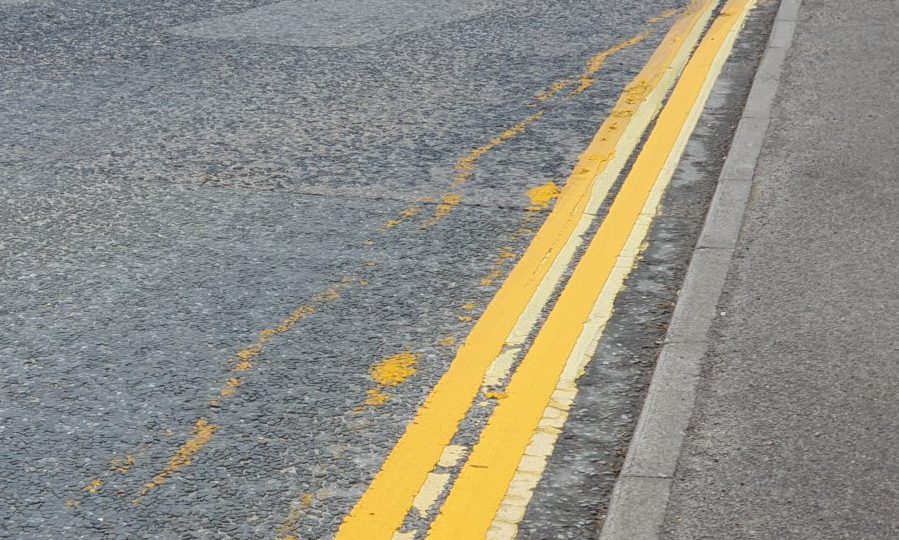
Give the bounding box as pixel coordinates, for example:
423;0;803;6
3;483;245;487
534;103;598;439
596;1;802;539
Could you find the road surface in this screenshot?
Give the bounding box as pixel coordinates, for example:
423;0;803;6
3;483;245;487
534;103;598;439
0;0;776;537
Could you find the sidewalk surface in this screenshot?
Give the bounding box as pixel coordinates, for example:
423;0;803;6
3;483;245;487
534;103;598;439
662;1;899;538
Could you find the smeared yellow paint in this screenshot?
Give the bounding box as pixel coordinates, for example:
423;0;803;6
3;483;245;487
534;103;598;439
65;499;81;509
133;419;219;503
438;336;457;347
526;181;561;211
461;302;477;311
111;455;135;474
458;315;473;323
483;391;507;400
534;79;575;102
83;479;103;494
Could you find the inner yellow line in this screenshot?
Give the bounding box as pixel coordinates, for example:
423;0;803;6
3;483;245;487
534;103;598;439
334;2;719;537
427;0;757;536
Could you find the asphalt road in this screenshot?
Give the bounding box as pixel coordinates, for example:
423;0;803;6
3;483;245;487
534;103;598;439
0;0;770;538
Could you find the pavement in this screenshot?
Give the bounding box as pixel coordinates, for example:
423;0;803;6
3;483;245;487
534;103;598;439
640;0;899;538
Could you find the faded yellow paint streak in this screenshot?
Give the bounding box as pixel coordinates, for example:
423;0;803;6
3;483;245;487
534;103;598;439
438;336;457;347
526;181;561;211
133;419;219;504
111;455;135;474
220;378;242;398
428;1;756;536
335;2;719;537
453;112;544;188
572;33;649;97
422;193;463;229
421;112;544;229
480;248;517;287
277;492;316;540
534;79;575;102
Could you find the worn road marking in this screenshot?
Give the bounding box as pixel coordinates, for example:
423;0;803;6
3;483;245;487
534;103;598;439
428;0;756;537
335;2;718;537
133;419;219;504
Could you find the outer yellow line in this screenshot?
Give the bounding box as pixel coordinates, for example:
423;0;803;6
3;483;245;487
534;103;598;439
427;0;757;537
334;3;717;537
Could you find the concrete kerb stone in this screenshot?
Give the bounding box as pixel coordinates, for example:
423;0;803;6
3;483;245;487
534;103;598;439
696;179;752;249
600;477;673;540
621;341;706;478
597;1;802;539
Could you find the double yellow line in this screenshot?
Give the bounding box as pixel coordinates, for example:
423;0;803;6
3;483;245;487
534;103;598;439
337;0;756;537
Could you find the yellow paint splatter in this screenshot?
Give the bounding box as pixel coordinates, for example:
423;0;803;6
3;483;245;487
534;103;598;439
220;378;242;398
483;391;508;400
458;315;473;323
83;479;103;494
526;181;561;211
133;419;219;503
438;336;457;347
356;352;421;410
111;455;135;474
65;499;81;509
371;352;419;387
461;302;477;311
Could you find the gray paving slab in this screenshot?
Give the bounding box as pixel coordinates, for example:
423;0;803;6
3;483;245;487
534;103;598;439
663;0;899;538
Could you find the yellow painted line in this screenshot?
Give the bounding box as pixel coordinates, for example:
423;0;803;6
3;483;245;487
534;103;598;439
427;0;757;537
334;2;718;537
